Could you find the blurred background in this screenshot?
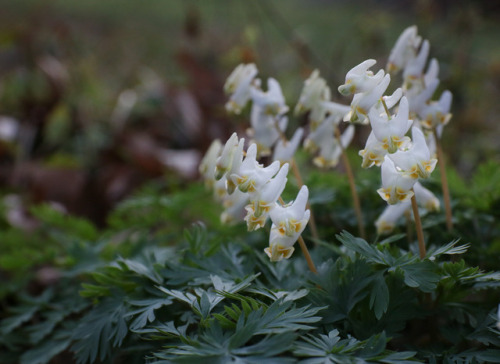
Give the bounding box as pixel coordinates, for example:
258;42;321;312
0;0;499;226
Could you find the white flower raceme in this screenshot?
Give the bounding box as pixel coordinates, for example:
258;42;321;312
377;156;416;205
413;181;440;211
265;186;310;262
199;139;222;188
375;201;411;235
295;70;329;114
224;63;258;114
338;59;386;96
215;133;240;180
244;163;289;231
273;127;304;164
251;78;289;117
387;25;422;74
369;96;413;153
230;143;280;193
344;73;391;124
359;131;388;168
389;127;437;180
418;90;452;130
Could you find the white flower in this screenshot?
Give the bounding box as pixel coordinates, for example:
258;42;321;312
407;78;439;115
265;186;310;262
244;163;289;231
377;156;416;205
249;105;287;155
375;201;411;235
403;40;430;81
387;25;422;74
295;70;329;114
215;133;240;180
250;78;289;116
359;131;388;168
224;63;258;114
389;127;437;179
373;88;403;115
344;73;391;124
225;138;246;194
414;182;440;211
424;58;439;87
273;127;304;163
369;96;413;153
199;139;222;188
221;189;249;224
338;59;385;96
313;125;354;168
230;143;280;193
418;90;452;130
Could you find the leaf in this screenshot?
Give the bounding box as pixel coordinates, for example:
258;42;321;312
337;231;386;265
399;261;440;292
369;272;390;320
125;297;173;331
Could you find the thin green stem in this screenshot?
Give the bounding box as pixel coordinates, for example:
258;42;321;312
335;126;366;240
410;192;426;259
433;128;453;232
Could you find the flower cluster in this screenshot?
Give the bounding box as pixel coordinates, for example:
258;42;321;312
224;63;302;163
295;70;354;168
339;28;445;235
199;133;310;262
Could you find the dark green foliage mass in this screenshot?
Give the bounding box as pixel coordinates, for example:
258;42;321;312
1;160;500;363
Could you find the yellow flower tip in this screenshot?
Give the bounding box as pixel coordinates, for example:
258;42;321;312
265;245;295;262
377;221;395;235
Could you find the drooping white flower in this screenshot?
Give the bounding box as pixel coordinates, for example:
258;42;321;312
424;58;439;87
369;96;413;153
215;133;240;180
377;156;416;205
199;139;222;188
389;127;437;179
359;131;388;168
375;201;411;235
373;88;403;115
418;90;452;130
295;70;329;115
224;63;258;114
230;143;280;193
249;105;287;155
244;163;289;231
313;125;355;168
220;188;249;224
413;182;440;211
251;78;289;116
407;78;439;115
338;59;385;96
225;138;246;194
344;73;391;124
273;127;304;164
265;186;310;262
403;40;430;82
387;25;422;74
